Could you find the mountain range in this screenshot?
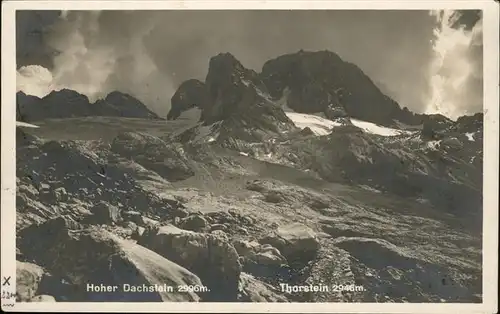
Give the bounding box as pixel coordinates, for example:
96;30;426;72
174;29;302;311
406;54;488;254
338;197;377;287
15;50;483;303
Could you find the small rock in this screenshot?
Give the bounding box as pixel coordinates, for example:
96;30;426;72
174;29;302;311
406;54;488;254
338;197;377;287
131;226;146;241
124;221;138;231
53;187;68;202
173;216;181;225
180;214;208;232
210;223;228;232
170;207;190;219
142;217;160;228
89;201;121;224
233;240;260;257
30;295;56;302
39;183;50;192
254;251;287;266
309;198;330;210
299;127;315;136
246;180;270;192
240;216;254;225
122;210;144;225
235;226;249;235
211;230;229;241
324;104;348;119
264;191;285;203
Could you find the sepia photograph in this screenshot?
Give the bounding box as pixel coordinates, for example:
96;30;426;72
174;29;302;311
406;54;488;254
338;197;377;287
2;1;498;313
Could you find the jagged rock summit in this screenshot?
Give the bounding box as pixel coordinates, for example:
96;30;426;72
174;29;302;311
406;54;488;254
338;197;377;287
170;52;298;145
167;50;425;128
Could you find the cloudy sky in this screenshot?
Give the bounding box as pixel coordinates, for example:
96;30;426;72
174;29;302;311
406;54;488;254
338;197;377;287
16;10;483;119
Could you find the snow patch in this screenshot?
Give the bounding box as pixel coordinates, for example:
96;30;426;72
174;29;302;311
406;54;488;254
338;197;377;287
285;112;340;136
350;119;405;136
16;121;40;128
285;112;405;137
239;152;249;156
465;132;475;141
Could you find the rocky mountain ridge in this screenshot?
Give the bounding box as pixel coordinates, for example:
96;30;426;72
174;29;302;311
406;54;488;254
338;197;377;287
16;89;162;122
167;50;466;129
15;49;483;303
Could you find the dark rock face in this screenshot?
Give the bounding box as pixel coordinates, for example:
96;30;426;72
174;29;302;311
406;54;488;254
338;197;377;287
167;79;210;121
202;53;271;124
420;114;455;140
171;53;298;145
455;112;483;133
16;90;162;122
16;127;39;147
260;50;419;126
17;92;42;121
168;50;424;131
324;104;348;119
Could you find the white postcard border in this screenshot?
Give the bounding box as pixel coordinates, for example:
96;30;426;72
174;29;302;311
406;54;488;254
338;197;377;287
2;1;498;313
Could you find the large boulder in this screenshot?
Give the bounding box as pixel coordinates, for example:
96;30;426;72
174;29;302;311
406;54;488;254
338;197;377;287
233;239;289;280
233;240;287;267
139;224;242;301
88;201;121;225
238;273;288;302
260;222;320;263
16;261;47;302
179;214;208;232
17;217;204;301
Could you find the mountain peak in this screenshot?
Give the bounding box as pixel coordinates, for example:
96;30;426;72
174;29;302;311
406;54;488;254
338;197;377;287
43;88;90;103
16;89;161;122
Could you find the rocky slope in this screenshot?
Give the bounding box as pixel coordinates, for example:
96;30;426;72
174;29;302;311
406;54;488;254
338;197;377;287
16;89;162;122
15;50;483;303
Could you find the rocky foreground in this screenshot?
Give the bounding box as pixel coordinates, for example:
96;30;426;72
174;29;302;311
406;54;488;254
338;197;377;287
15;51;483;303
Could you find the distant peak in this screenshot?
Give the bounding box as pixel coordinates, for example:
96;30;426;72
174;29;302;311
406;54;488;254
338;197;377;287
105;91;136;101
208;52;245;72
44;88;88;99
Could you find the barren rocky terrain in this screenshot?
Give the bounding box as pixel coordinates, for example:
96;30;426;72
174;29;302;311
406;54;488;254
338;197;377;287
15;51;483;303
